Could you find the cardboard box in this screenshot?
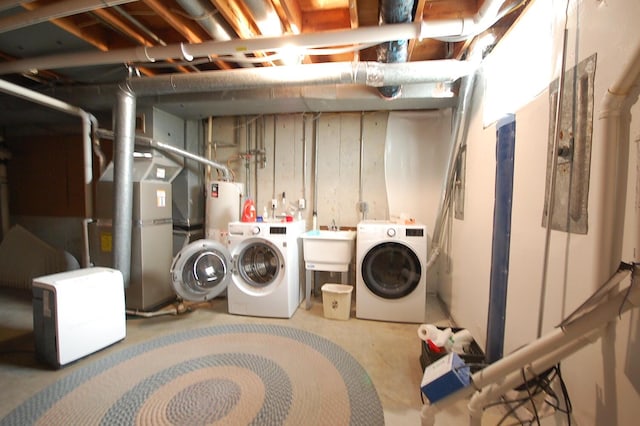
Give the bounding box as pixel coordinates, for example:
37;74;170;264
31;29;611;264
420;352;470;403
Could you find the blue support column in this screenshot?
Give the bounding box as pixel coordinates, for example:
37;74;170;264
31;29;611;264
486;114;516;363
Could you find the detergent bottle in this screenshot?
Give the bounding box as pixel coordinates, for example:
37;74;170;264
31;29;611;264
241;198;257;222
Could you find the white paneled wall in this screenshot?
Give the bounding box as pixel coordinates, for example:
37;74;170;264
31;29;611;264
208;112;390;230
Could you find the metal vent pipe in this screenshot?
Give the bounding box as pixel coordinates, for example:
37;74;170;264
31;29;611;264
376;0;414;99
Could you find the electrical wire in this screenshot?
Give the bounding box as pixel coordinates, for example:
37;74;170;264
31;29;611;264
481;364;572;425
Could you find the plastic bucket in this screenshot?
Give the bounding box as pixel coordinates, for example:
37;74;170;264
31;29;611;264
321;283;353;320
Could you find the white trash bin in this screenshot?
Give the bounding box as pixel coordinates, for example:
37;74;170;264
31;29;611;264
321;283;353;320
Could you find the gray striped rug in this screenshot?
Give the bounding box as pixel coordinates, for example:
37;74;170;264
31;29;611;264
1;323;384;425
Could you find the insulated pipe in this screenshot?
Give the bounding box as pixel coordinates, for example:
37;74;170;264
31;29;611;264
0;22;470;75
112;86;136;288
376;0;414;99
126;60;473;95
0;0;136;34
96;128;232;181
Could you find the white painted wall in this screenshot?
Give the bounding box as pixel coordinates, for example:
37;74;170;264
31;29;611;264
210;112;395;230
443;0;640;424
208;111;452;291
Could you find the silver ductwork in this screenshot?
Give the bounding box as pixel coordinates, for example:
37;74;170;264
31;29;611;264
376;0;414;99
126;60;474;95
175;0;254;67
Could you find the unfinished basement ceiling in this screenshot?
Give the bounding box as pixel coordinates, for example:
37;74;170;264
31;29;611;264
0;0;527;125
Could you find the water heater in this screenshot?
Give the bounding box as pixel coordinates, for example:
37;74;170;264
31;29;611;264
205;180;244;243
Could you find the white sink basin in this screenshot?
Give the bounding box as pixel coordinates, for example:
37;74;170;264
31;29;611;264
301;230;356;272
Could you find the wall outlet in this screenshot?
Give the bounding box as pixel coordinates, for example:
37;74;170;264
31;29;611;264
298;198;306;209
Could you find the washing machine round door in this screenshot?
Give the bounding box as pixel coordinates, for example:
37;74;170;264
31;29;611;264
170;239;232;301
361;242;421;299
235;240;282;288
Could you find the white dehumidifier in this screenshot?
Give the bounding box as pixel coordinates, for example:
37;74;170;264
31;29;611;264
32;267;126;368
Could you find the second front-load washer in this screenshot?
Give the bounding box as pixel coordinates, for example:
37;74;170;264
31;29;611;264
227;220;305;318
356;220;427;323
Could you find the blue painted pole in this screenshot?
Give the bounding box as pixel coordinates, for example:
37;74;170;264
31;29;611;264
486;114;516;363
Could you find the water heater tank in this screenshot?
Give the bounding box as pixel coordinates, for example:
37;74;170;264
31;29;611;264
205;180;244;243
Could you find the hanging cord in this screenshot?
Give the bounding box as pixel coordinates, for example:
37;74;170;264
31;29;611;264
478;364;571;425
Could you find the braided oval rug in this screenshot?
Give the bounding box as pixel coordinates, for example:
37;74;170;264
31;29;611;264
1;323;384;426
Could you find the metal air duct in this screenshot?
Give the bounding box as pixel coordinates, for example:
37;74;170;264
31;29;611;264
175;0;254;67
376;0;414;99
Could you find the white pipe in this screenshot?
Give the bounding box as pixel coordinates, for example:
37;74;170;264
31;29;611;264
0;79;95;215
0;78;95;265
421;269;638;426
430;0;508;42
0;5;507;77
467;336;592;426
0;22;419;74
472;268;631;389
0;0;508;75
0;0;137;34
126;60;473;95
594;41;640;286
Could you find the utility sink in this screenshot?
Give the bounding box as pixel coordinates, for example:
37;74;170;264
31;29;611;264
301;230;356;272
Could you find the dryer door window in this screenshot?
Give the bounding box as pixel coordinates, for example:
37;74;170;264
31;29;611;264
171;240;232;302
361;242;421;299
237;242;282;287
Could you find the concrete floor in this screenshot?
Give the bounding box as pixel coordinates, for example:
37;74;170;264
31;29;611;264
0;288;502;425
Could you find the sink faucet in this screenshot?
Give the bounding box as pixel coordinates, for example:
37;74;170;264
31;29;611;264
330;219;339;231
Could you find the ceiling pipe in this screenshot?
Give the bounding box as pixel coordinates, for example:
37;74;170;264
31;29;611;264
95;128;232;181
125;60;474;95
376;0;414;99
0;78;96;267
0;22;421;75
0;7;505;77
175;0;254;68
0;0;137;34
431;0;510;42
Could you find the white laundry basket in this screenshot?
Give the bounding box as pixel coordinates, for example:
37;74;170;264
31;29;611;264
321;283;353;320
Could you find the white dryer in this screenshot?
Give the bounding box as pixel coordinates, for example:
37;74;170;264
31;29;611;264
227;220;306;318
356;220;427;323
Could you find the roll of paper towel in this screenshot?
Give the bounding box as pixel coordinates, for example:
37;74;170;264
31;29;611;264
417;325;452;347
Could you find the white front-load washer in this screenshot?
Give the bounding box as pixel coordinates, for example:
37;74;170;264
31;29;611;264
227;220;305;318
356;220;427;323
